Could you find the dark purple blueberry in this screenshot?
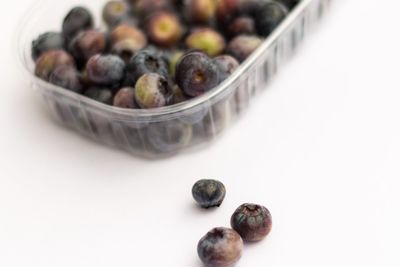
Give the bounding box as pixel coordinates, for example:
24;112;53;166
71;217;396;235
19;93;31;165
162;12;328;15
213;55;240;82
198;227;243;267
110;24;147;62
102;0;131;27
176;51;219;97
124;50;168;86
69;29;107;63
62;7;94;41
34;50;75;81
226;35;263;63
145;11;183;47
185;28;226;57
231;203;273;242
113;87;137;109
84;87;114;105
278;0;300;9
216;0;240;25
192;179;226;208
184;0;217;24
255;1;289;37
49;65;83;93
86;54;125;86
133;0;172;17
31;32;65;61
228;16;255;37
134;73;172;109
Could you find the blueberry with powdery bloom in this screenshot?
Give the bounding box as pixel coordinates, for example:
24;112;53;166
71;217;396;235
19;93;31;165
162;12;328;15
231;203;273;242
192;179;226;208
255;1;289;37
134;73;173;109
176;51;220;97
198;227;243;267
35;50;75;81
113;87;137;109
213;55;240;83
86;54;125;86
102;0;131;27
49;65;83;93
62;7;94;41
31;32;65;61
69;29;107;64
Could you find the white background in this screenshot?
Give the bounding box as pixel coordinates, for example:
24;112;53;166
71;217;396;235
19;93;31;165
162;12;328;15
1;0;399;266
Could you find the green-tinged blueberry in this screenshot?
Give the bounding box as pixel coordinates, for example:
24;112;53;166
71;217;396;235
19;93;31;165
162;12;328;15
168;50;184;78
35;50;75;81
134;73;172;109
84;87;114;105
146;11;183;47
231;203;273;242
255;1;289;37
49;65;83;93
226;35;263;62
185;28;226;57
213;55;239;82
102;0;131;27
62;7;94;41
86;54;125;85
176;51;220;97
69;29;107;63
31;32;65;61
192;179;226;208
113;87;137;108
124;50;168;86
198;227;243;267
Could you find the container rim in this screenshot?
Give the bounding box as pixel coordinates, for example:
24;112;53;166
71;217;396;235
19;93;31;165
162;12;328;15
17;0;314;119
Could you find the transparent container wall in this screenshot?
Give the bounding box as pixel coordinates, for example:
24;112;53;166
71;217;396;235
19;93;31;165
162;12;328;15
18;0;331;158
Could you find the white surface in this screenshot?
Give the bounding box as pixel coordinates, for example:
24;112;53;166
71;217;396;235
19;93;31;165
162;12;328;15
1;0;399;266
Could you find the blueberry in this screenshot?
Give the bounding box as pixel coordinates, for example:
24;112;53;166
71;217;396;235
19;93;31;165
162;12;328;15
102;0;131;27
35;50;75;81
69;29;107;63
255;1;289;37
192;179;226;208
278;0;300;9
84;87;114;105
49;65;83;93
228;16;255;37
226;35;263;63
110;24;147;62
171;84;187;104
213;55;240;82
31;32;65;61
176;51;220;97
86;54;125;86
216;0;241;25
145;11;183;47
134;73;172;109
185;28;226;57
184;0;217;24
62;7;94;41
113;87;137;109
231;203;273;242
133;0;172;18
198;227;243;267
124;50;168;87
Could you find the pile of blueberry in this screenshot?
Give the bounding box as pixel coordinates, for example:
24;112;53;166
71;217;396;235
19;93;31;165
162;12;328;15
32;0;298;110
192;179;273;267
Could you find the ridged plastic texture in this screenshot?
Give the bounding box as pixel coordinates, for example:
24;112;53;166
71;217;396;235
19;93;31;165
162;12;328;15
17;0;331;158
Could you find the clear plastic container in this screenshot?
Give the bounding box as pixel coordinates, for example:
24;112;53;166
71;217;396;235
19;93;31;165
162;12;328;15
17;0;330;158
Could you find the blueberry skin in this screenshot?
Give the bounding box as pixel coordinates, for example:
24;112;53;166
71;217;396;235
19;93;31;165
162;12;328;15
31;32;65;61
255;1;289;37
192;179;226;208
226;35;263;63
86;54;126;86
62;7;94;41
84;87;114;105
175;51;220;97
230;203;273;242
49;65;83;93
145;11;183;47
134;73;172;109
124;50;168;87
102;0;131;27
185;28;226;57
278;0;300;9
35;50;75;81
110;24;147;62
69;30;107;63
113;87;137;109
213;55;240;83
197;227;243;267
228;16;255;37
